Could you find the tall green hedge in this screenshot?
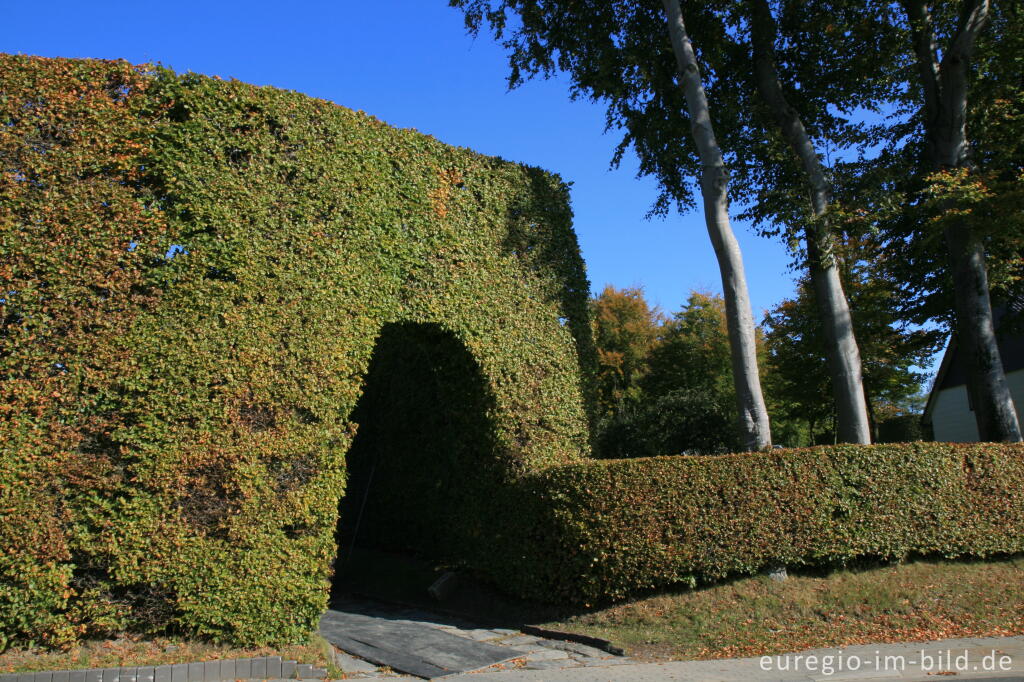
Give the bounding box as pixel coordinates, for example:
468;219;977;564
493;442;1024;605
0;54;595;647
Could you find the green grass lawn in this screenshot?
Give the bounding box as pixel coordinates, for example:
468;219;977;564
542;557;1024;661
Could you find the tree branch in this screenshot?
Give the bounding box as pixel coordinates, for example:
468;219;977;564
901;0;942;127
660;0;725;174
938;0;991;167
947;0;992;63
747;0;832;217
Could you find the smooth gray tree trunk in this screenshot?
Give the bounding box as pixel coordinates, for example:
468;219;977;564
661;0;772;450
749;0;871;444
903;0;1021;442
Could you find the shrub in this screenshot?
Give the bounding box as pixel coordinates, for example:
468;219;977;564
878;414;931;442
495;442;1024;604
595;388;740;458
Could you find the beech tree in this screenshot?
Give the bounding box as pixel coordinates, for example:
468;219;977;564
859;0;1022;440
740;0;874;443
635;0;899;444
898;0;1021;441
452;0;772;448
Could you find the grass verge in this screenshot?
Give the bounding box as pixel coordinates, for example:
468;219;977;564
0;634;341;677
541;557;1024;661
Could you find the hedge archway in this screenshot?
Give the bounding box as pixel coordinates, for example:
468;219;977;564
0;54;595;646
335;321;502;587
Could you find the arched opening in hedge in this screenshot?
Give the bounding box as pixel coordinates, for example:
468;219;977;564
332;321;501;595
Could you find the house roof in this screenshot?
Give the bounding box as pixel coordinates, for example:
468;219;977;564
922;301;1024;425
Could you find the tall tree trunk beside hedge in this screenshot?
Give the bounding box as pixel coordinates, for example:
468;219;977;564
661;0;772;450
748;0;871;444
903;0;1021;442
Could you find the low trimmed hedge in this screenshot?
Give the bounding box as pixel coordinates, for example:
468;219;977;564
492;442;1024;604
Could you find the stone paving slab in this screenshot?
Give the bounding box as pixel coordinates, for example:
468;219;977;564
544;640;608;658
496;636;542;649
320;607;527;678
322;633;450;679
330;651;379;675
521;659;580;671
519;650;570;663
320;595;633;678
460;630;505;642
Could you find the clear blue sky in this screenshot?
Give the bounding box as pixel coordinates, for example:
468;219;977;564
3;0;797;317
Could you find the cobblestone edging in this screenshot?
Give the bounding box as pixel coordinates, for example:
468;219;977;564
0;657;328;682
